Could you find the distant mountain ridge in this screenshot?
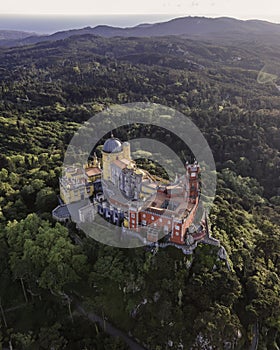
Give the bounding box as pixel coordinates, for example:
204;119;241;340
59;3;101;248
0;29;37;41
1;16;280;47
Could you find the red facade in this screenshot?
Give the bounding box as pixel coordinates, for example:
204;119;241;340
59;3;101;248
128;162;201;245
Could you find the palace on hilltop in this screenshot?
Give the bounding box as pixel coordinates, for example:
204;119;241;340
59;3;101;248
52;134;220;251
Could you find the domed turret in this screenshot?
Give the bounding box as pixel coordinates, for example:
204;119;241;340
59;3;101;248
103;134;122;153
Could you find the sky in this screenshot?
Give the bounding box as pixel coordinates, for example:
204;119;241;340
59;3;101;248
1;0;280;22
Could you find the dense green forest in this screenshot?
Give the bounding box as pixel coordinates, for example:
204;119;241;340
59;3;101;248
0;34;279;349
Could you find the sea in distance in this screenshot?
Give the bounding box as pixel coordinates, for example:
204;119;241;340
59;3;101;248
0;14;179;34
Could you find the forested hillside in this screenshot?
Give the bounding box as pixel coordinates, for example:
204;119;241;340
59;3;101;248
0;34;279;349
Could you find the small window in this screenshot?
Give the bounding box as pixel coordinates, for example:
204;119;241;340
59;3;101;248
143;214;146;218
131;213;135;218
175;225;180;230
151;216;154;220
175;231;179;236
168;220;171;224
159;218;162;222
132;220;135;224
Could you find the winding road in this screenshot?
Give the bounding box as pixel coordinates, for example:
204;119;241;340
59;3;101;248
249;321;259;350
75;303;147;350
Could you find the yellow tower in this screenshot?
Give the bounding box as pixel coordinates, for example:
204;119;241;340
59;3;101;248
102;134;123;181
122;142;131;161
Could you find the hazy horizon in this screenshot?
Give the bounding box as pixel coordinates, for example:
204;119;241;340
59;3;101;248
0;13;280;35
0;14;177;34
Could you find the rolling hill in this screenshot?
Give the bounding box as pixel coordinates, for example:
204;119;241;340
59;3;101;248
1;16;280;47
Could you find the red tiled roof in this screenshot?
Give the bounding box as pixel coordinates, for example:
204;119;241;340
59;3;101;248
112;159;128;169
85;167;102;177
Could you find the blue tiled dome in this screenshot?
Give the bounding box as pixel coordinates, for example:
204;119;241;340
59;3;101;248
103;135;122;153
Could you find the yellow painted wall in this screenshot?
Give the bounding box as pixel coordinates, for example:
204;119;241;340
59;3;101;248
123;142;131;160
